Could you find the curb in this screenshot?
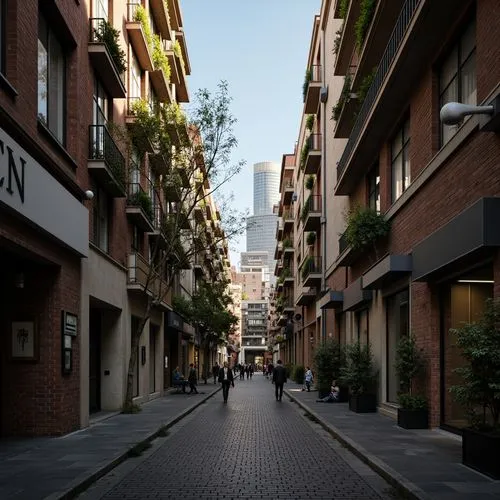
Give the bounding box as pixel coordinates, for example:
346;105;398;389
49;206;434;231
285;390;429;500
48;387;222;500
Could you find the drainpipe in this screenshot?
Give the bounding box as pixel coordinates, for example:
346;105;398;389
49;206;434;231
320;26;327;342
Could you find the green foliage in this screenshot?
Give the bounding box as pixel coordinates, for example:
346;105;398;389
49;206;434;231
302;68;312;101
339;0;350;18
333;27;342;55
93;20;127;74
341;341;377;395
305;175;315;190
293;365;305;384
305;114;314;131
285;363;295;379
313;338;345;391
344;204;390;250
299;141;310;170
164;102;187;125
306;232;316;246
275;335;284;343
355;0;376;50
128;189;153;221
331;74;352;121
301;255;314;281
300;203;309;223
133;4;153;46
356;67;376;107
450;299;500;430
152;34;171;81
172;40;186;72
283;237;292;248
397;393;427;410
395;336;425;394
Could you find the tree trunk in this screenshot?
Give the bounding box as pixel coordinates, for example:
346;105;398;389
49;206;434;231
124;301;151;411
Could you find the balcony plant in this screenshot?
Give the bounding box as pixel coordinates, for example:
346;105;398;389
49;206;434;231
344;204;390;259
301;255;314;281
395;335;428;429
332;74;352;122
93;20;127;74
173;40;186;72
128;189;153;221
152;34;171;81
300;200;310;223
305;114;314;132
341;341;377;412
302;68;312;101
293;365;305;384
314;338;345;398
305;175;315;190
133;4;153;46
355;0;376;50
355;67;377;116
339;0;350;18
283;237;292;249
333;28;342;55
299;141;310;170
306;232;316;246
450;298;500;479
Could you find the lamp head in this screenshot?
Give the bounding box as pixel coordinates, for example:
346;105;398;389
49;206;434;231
440;102;494;125
84;190;95;200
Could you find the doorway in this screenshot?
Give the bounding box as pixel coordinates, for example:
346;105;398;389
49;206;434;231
89;309;101;413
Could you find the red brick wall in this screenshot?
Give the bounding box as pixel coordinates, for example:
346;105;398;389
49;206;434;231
0;211;81;436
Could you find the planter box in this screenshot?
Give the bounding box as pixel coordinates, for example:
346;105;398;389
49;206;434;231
397;408;428;429
349;393;376;413
462;427;500;479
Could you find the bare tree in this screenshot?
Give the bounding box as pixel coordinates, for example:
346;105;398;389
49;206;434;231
113;81;246;412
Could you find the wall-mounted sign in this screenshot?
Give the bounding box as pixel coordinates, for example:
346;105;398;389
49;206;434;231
62;311;78;337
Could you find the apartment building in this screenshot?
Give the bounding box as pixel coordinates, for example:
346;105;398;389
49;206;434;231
0;0;230;437
240;300;268;366
277;0;500;431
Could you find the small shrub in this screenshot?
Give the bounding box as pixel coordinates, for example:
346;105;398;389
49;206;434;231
302;68;312;101
355;0;376;50
339;0;350;18
306;232;316;246
313;338;345;392
299;141;310;170
305;114;314;131
93;21;127;74
133;5;153;46
152;34;171;81
305;175;315;190
344;204;390;251
294;365;305;384
331;74;352;122
341;341;377;395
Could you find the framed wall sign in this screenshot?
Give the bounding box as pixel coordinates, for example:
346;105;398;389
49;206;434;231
11;319;38;361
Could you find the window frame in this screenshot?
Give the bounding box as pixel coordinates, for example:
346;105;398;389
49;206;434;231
367;164;380;213
92;187;110;252
391;118;410;203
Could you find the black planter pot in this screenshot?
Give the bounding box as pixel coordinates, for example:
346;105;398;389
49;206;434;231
397;408;428;429
349;393;376;413
338;386;349;402
462;427;500;479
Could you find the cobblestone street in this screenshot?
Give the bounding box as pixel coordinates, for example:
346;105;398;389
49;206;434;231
79;375;392;500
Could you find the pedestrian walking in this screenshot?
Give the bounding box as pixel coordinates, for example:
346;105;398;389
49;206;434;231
304;366;314;392
272;359;287;402
187;363;199;394
212;363;219;384
218;361;234;403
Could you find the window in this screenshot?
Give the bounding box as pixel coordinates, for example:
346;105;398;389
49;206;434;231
38;13;66;144
439;19;476;146
129;52;141;98
93;0;108;19
93;187;109;252
93;78;109;126
367;165;380;212
391;118;410;203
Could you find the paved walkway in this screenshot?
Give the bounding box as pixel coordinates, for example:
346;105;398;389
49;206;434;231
1;376;500;499
284;381;500;500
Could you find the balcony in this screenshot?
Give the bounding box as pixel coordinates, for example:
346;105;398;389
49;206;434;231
334;0;360;76
274;241;283;260
304;134;321;174
126;3;154;72
193;203;205;223
276;219;283;240
149;151;170;176
282;208;294;231
304;64;322;114
282;267;294;288
282;296;295;313
296;287;317;306
128;252;167;305
148;203;167;249
282;178;294;205
169;203;191;230
126;97;156;153
274;258;283;277
150;0;172;41
150;69;173;103
88;18;126;98
167;0;182;30
283;237;294;255
164;177;182;202
301;256;322;287
88;125;126;197
335;0;462;195
301;195;321;231
126;183;155;232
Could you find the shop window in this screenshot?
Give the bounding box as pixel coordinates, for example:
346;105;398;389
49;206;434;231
439;18;476;147
391;118;410;203
92;187;109;252
386;289;409;403
367;165;380;213
38;12;66;144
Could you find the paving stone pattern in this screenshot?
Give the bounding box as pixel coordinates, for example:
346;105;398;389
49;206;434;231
92;377;386;500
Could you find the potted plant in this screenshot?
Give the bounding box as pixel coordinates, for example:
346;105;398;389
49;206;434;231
305;175;315;190
313;338;345;399
306;232;316;246
341;341;377;412
395;335;428;429
450;298;500;479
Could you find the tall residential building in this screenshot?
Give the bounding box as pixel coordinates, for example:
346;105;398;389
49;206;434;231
275;0;500;436
246;161;280;269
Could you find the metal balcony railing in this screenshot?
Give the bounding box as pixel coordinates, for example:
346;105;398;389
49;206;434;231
304;194;322;213
127;2;141;22
308;64;322;83
284;179;294;189
88;125;126;189
307;133;322;151
302;256;322;278
282;208;294;220
337;0;419;180
127;182;154;222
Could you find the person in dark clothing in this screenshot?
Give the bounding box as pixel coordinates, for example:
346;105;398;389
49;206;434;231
187;363;199;394
218;361;234;403
272;359;287;402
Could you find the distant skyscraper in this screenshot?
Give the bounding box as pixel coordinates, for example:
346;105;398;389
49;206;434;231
246;162;280;272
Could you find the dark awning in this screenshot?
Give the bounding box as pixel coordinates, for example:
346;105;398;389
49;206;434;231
363;255;412;289
318;290;344;309
343;277;372;312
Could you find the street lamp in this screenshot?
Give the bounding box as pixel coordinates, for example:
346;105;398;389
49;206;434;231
440;98;499;131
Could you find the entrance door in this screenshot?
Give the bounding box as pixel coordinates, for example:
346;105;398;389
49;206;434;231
89;309;101;413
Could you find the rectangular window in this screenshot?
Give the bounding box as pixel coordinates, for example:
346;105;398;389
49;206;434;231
38;13;66;144
93;0;108;19
93;187;109;252
93;78;109;126
367;165;380;212
391;118;410;203
439;19;476;146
